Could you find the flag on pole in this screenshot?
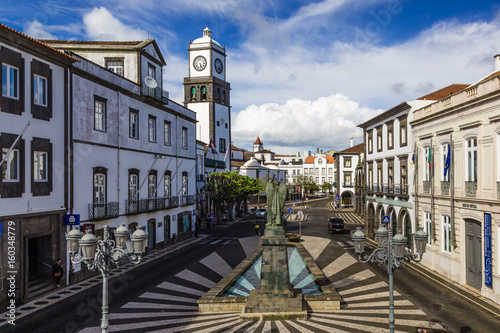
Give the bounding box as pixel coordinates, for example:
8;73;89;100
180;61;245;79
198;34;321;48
427;146;432;172
444;144;450;177
209;138;217;154
411;149;415;165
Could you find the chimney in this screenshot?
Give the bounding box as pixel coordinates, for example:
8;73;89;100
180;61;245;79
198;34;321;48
321;149;323;154
495;54;500;72
316;147;319;154
350;137;354;147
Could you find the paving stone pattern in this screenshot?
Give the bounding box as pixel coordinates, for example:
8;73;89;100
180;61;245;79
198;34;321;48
79;236;446;333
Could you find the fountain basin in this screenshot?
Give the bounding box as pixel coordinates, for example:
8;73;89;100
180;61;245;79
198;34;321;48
198;242;341;314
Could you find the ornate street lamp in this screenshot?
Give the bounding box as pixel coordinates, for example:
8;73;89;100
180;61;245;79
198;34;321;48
351;225;427;333
66;224;147;333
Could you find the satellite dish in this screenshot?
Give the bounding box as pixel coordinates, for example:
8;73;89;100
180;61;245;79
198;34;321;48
144;76;157;89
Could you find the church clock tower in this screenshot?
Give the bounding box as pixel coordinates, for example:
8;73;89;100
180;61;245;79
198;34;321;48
184;27;231;171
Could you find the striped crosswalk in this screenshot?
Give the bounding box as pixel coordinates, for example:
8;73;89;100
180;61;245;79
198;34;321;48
329;212;364;225
79;236;445;333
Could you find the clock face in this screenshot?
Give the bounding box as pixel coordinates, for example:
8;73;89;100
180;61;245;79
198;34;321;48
193;56;207;71
214;58;223;74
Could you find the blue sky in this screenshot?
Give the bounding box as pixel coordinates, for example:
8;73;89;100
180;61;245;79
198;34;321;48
2;0;500;154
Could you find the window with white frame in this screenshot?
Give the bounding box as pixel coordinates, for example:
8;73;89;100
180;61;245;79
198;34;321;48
442;215;451;253
93;173;106;204
148;116;156;142
321;168;325;175
33;74;47;106
182;127;188;149
2;63;19;99
304;169;308;175
466;138;477;182
164;121;171;145
344;157;351;168
94;97;106;131
128;174;138;201
182;173;188;195
164;172;171;197
424;211;432;245
148;174;157;198
129;110;139;139
219;138;226;153
292;170;296;175
315;177;319;183
33;151;48;181
1;148;19;181
318;159;323;164
106;60;124;76
297;169;300;175
328;168;333;175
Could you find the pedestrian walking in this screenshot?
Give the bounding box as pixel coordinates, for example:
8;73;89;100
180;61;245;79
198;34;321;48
255;221;260;236
53;258;64;288
208;214;214;231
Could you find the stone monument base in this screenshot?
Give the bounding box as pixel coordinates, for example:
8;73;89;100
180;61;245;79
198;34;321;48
240;289;307;321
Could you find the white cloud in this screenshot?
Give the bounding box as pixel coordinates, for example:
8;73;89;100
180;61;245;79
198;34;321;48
24;21;57;39
83;7;147;41
232;94;382;151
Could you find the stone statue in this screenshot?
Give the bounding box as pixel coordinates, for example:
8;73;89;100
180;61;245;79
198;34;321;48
266;179;287;228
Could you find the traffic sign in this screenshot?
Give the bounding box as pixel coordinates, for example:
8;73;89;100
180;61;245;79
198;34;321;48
288;208;293;213
64;214;80;226
335;193;339;200
382;215;390;224
297;210;304;217
295;199;298;202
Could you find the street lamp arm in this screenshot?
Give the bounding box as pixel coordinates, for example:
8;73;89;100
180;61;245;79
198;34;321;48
404;249;424;263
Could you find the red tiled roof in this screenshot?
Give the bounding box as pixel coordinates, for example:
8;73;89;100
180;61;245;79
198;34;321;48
338;143;364;154
230;144;244;151
416;84;469;100
254;137;262;145
0;22;79;63
41;40;144;46
231;160;247;167
304;156;334;164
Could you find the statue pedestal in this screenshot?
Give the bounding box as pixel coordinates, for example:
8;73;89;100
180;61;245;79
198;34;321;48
241;228;307;320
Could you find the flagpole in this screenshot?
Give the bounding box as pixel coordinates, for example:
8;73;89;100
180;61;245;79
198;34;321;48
430;138;436;242
414;143;419;231
450;133;456;247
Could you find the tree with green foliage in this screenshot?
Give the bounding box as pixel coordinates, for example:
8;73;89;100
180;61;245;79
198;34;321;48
321;182;332;193
204;171;263;224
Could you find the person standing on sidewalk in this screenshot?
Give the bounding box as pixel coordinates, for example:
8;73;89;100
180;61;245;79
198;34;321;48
53;258;64;288
255;221;260;236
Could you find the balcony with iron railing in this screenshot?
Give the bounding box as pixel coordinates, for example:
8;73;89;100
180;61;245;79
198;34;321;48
141;84;169;104
88;202;119;220
125;196;181;215
343;181;354;188
180;195;195;206
365;183;408;197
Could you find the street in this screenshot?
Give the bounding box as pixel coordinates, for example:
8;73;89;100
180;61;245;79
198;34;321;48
7;198;500;332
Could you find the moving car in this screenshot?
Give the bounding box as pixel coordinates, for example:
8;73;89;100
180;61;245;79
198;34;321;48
256;208;267;219
328;217;345;234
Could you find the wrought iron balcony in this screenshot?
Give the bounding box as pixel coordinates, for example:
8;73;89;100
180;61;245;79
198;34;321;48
125;199;140;215
88;202;119;220
343;181;354;188
365;183;408;196
141;84;169;104
180;195;195;206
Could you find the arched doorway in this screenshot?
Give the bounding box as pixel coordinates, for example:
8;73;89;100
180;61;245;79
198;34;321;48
341;191;353;207
465;218;482;290
376;205;385;228
399;209;412;247
367;203;375;236
147;218;156;250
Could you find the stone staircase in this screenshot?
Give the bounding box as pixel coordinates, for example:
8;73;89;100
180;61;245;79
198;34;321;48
26;274;55;301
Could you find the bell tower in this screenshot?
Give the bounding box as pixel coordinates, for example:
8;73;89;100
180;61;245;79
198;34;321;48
184;27;231;170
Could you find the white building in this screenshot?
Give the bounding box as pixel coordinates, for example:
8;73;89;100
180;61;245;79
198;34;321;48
334;143;364;208
0;23;76;305
45;40;197;281
411;58;500;304
358;85;465;238
303;155;335;187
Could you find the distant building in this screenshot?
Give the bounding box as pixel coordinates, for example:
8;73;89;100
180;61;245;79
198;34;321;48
334;143;364;208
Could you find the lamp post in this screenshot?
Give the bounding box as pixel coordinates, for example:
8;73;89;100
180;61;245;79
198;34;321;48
351;225;428;333
66;224;147;333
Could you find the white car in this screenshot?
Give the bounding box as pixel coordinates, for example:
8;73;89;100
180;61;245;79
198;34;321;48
256;208;267;218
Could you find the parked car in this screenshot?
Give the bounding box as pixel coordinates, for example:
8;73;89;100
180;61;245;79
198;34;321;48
256;208;267;219
328;217;345;234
